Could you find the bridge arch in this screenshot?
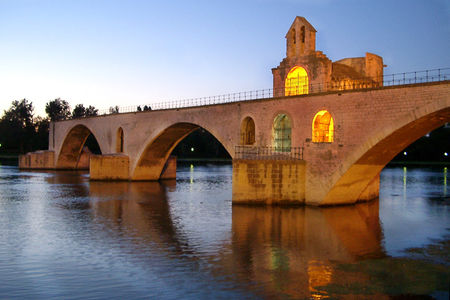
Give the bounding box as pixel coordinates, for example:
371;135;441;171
322;101;450;205
131;122;231;180
56;124;103;169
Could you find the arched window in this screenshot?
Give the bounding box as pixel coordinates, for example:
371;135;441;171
116;127;124;152
312;110;334;143
240;117;255;145
285;66;309;96
273;114;291;152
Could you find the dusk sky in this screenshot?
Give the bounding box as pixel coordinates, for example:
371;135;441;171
1;0;449;117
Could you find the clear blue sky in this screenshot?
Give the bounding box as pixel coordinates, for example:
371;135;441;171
1;0;449;117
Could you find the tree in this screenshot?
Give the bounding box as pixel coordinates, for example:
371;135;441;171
2;99;34;127
72;104;86;118
45;98;70;121
72;104;98;119
0;99;35;153
85;105;98;117
32;116;49;150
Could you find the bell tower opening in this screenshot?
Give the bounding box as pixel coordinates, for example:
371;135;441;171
285;16;317;58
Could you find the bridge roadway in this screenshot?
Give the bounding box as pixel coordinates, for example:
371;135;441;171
22;81;450;206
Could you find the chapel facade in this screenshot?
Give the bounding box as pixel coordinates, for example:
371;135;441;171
272;16;384;97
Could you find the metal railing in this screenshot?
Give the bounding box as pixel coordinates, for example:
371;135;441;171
77;67;449;118
235;145;303;160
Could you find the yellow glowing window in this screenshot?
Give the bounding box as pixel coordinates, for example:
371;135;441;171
285;66;309;96
312;110;334;143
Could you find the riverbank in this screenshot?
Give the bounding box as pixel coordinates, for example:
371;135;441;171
388;161;450;166
0;154;18;159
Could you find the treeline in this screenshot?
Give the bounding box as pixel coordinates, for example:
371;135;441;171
0;98;98;154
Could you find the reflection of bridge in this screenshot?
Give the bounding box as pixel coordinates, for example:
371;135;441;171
19;17;450;206
87;180;385;299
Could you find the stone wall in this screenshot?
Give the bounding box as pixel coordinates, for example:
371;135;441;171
90;154;130;180
19;150;55;169
232;159;306;205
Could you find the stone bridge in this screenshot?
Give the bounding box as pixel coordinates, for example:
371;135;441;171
18;16;450;206
20;81;450;206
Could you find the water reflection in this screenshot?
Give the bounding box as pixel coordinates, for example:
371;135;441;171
0;164;448;299
88;180;189;254
226;202;384;299
87;179;385;299
444;167;447;198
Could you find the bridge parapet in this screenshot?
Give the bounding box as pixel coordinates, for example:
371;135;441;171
71;68;449;117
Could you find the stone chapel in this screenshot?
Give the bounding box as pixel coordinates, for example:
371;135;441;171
272;16;385;97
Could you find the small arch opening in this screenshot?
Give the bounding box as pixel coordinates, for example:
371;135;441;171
312;110;334;143
240;117;255;145
116;127;124;152
273;114;291;152
285;66;309;96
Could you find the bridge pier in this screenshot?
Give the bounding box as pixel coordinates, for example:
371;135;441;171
232;158;380;206
232;159;306;205
90;154;130;180
89;154;177;181
19;150;55;170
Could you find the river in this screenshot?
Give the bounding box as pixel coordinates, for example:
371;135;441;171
0;162;448;299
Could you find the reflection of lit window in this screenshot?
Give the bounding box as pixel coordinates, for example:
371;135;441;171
312;110;334;143
444;167;447;198
308;260;332;299
273;114;291;152
285;66;309;96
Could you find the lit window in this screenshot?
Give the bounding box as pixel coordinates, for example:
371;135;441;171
312;110;334;143
285;66;309;96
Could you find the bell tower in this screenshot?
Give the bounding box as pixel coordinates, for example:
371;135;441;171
286;16;317;58
273;16;383;97
273;16;332;97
